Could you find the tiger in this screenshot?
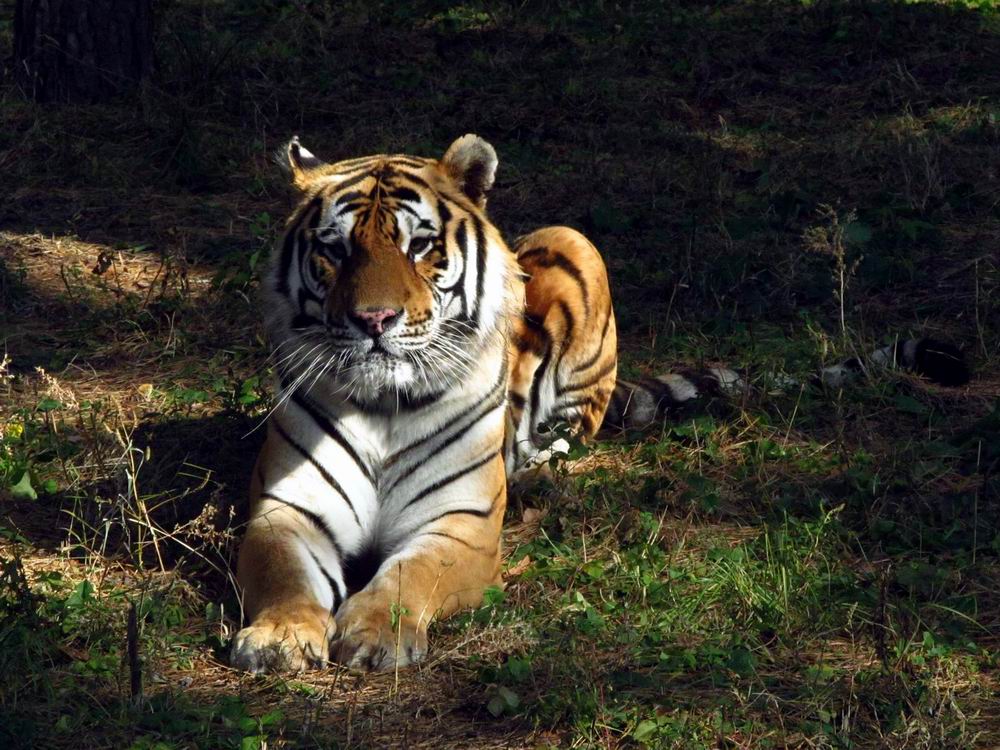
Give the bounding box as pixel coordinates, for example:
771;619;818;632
230;135;617;673
230;134;969;674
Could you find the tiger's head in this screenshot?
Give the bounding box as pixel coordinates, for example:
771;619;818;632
263;135;523;408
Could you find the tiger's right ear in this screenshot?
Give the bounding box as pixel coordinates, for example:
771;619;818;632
281;136;326;190
441;134;497;208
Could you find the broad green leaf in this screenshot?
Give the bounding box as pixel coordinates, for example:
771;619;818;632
36;398;62;412
9;471;37;500
259;709;283;727
486;695;505;717
633;719;659;742
66;580;95;609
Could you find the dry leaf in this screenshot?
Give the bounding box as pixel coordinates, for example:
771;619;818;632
521;507;546;525
505;555;532;578
137;383;153;399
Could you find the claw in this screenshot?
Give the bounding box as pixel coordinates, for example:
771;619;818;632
229;608;334;674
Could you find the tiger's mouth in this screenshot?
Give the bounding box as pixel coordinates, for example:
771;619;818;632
357;338;403;360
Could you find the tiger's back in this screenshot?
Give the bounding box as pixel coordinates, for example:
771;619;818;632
506;226;617;473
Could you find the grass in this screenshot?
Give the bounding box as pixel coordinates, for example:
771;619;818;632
1;0;999;747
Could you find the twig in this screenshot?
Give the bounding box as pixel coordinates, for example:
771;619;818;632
127;601;143;705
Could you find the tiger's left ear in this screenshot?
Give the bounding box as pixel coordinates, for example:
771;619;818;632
282;136;326;190
441;134;497;207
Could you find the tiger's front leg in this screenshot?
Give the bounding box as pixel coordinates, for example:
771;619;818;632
231;443;352;674
333;485;506;672
231;506;339;673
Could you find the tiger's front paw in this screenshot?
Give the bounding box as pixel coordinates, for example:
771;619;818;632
230;604;335;674
332;593;429;672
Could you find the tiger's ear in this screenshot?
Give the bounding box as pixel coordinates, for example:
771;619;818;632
282;136;326;190
441;134;497;207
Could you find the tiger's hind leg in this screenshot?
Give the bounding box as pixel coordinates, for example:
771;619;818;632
506;227;617;475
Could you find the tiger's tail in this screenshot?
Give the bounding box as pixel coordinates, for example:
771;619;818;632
600;337;969;432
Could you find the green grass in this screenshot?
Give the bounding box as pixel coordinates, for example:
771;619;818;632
2;0;999;747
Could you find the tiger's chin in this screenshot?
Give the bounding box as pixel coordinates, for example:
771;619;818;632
332;349;468;408
347;351;417;397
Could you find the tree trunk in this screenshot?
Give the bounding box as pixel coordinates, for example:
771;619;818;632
14;0;154;103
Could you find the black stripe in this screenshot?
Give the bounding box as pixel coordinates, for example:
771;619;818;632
275;200;320;296
416;531;485;552
439;188;480;214
304;545;345;612
343;545;383;594
396;202;420;218
389;157;431;169
291;313;322;330
400;388;447;410
335;189;367;206
336;202;367;218
389;187;421;203
548;253;589;312
543;301;578;405
346;387;448;415
528;334;554;437
676;369;725;397
328;169;372;193
437;199;452;225
297;285;320;308
894;339;911;367
521;248;590;314
272;422;361;527
515;313;551;357
332;156;379;170
259;491;345;560
516;245;546;264
552;300;576;370
557;357;616;396
292;393;375;485
454;219;470;317
572;305;613;374
402;452;500;511
392;170;432;191
414;488;504;529
554;396;594;413
841;358;865;374
384;360;507;471
911;338;969;386
472;214;487;324
382;385;505;497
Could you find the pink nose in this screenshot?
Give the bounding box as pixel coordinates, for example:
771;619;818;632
350;307;399;337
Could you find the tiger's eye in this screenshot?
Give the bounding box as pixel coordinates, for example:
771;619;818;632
311;254;338;285
409;236;433;257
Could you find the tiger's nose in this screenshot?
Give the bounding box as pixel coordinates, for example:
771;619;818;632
349;307;400;337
